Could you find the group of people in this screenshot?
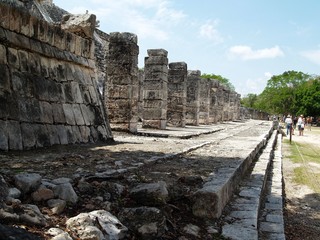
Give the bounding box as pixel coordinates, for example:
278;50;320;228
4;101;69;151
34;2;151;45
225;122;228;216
284;114;311;136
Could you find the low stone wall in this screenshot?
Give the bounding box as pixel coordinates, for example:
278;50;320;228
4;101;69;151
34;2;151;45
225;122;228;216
0;3;113;151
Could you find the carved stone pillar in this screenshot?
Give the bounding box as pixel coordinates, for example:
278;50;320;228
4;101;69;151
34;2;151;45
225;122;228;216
142;49;168;129
186;70;201;126
167;62;187;127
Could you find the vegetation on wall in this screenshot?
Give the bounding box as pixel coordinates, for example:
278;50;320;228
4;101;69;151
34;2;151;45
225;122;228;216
201;73;235;91
241;70;320;118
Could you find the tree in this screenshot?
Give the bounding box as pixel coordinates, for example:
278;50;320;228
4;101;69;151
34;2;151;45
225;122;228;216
201;73;235;91
294;77;320;117
241;93;258;108
254;71;310;115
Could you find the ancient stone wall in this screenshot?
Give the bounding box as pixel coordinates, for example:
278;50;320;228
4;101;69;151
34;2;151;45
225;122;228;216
167;62;187;127
142;49;168;129
105;32;139;132
0;2;113;151
208;79;220;124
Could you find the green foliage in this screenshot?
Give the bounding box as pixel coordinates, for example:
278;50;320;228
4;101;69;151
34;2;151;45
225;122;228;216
240;93;258;108
245;70;320;117
201;73;235;91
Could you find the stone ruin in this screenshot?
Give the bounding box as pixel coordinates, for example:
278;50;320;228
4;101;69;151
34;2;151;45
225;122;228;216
0;0;268;151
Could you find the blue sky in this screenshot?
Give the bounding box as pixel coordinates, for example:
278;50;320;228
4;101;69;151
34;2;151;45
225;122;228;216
53;0;320;96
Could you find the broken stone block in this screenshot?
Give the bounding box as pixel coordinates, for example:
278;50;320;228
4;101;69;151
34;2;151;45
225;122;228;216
61;13;96;39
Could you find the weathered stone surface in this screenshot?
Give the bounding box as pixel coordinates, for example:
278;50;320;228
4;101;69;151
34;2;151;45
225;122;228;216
130;181;168;206
14;173;42;194
66;210;128;240
118;207;166;239
53;182;78;204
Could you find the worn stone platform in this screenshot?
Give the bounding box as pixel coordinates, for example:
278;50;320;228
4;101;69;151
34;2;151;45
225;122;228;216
0;119;283;239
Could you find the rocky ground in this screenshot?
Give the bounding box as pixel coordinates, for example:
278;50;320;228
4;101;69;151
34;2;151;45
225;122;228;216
282;126;320;240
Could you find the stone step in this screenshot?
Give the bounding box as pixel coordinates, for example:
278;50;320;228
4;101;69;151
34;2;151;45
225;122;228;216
219;130;283;240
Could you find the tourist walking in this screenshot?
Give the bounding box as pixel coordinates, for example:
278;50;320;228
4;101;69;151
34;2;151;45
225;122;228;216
297;115;303;136
285;115;293;136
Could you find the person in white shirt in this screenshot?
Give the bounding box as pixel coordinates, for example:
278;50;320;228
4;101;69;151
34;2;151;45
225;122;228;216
285;115;293;135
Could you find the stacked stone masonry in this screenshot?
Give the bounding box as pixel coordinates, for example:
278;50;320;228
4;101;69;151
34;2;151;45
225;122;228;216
167;62;187;127
0;2;113;151
105;32;139;132
142;49;169;129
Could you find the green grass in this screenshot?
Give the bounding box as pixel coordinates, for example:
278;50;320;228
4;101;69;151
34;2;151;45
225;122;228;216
283;130;320;193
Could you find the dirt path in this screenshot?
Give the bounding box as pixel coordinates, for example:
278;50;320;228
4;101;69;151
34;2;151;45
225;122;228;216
282;126;320;239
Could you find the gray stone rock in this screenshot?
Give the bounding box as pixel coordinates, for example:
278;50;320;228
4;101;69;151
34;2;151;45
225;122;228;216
130;181;168;206
47;199;66;214
14;173;42;194
8;187;21;199
118;207;166;239
183;224;201;237
20;204;47;226
66;210;127;240
53;183;78;204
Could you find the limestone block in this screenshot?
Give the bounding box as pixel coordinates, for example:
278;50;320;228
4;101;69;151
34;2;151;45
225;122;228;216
142;120;167;129
9;7;21;32
39;101;53;124
107;85;131;99
143;99;167;109
53;26;66;51
143;108;167;120
61;13;96;39
21;123;36;149
63;104;76;125
144;71;168;82
38;20;48;42
28;53;41;75
40;57;50;78
63;83;74;102
79;126;90;143
143;80;167;91
0;64;11;92
56;125;68;145
65;31;76;54
0;120;8;151
71;126;82;143
143;90;167;100
0;4;10;29
88;85;98;104
30;38;43;55
20;10;30;36
52;103;66;124
18;50;29;72
7;48;20;69
147;49;168;57
0;45;7;64
145;56;168;66
72;104;85;125
80;104;95;125
46;125;60;145
70;81;84;103
29;15;39;39
6;30;30;51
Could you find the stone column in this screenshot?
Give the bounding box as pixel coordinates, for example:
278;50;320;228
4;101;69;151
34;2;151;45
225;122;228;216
167;62;187;127
199;78;211;124
142;49;168;129
105;32;139;133
209;79;220;124
215;85;225;123
186;70;201;125
222;87;231;121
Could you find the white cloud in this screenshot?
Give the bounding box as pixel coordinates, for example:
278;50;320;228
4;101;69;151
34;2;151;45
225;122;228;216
228;45;284;60
301;50;320;65
199;20;223;44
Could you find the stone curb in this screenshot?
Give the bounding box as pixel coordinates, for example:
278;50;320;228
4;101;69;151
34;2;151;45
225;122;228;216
221;129;279;240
